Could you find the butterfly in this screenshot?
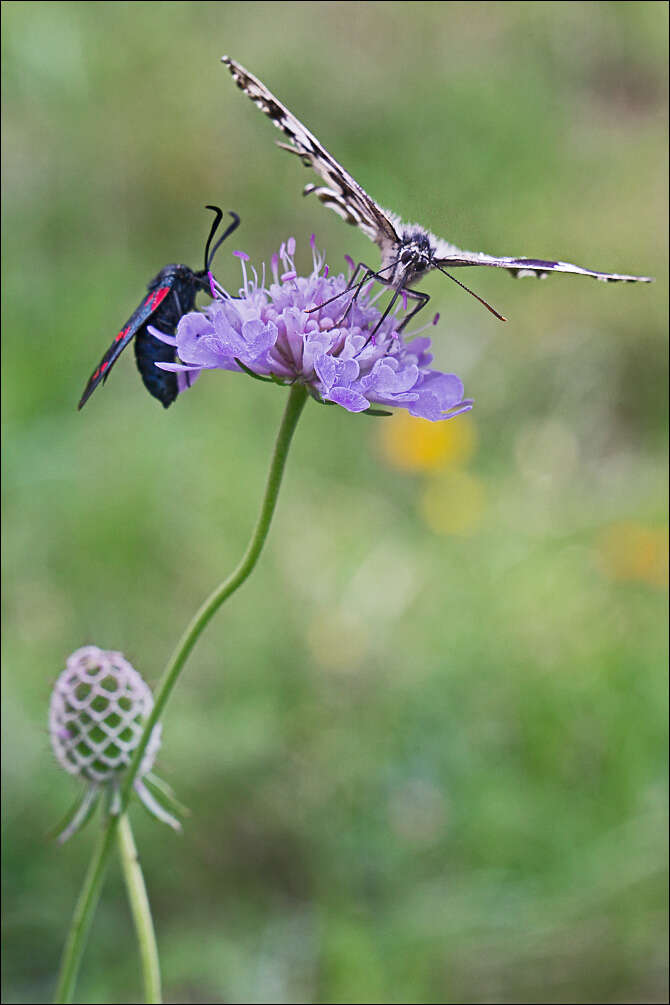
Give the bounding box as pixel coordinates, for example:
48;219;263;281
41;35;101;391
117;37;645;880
78;206;240;410
222;56;652;332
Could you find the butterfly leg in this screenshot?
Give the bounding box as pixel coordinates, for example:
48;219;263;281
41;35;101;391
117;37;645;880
345;261;386;292
358;286;430;350
359;286;402;347
396;288;430;333
342;269;430;346
305;260;395;315
339;262;395;325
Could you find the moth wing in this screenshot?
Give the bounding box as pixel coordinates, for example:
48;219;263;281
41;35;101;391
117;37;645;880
77;282;174;410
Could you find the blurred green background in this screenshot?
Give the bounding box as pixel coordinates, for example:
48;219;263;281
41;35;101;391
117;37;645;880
2;3;668;1002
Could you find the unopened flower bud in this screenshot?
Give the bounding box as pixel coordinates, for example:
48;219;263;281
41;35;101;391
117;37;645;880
50;646;179;841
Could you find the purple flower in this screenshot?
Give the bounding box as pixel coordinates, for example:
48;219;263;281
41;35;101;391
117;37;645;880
150;237;472;421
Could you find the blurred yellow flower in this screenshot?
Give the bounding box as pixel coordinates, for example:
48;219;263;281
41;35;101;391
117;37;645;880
420;469;486;536
597;522;669;589
377;411;477;472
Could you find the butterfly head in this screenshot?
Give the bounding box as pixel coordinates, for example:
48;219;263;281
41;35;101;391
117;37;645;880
395;231;436;286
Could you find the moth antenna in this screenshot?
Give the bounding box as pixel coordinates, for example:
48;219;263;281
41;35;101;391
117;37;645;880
203;205;223;269
436;266;507;322
203;207;241;270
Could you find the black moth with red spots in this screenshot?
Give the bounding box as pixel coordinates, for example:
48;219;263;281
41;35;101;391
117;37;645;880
78;207;240;409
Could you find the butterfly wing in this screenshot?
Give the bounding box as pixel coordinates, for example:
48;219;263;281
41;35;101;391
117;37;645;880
78;281;174;410
223;56;400;264
433;242;652;283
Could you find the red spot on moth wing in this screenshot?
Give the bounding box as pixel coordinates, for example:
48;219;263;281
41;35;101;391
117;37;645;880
101;361;109;373
115;325;131;342
92;368;100;380
147;286;171;311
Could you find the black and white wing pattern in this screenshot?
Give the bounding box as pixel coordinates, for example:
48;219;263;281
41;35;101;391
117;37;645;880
222;56;652;292
222;56;400;266
431;241;652;284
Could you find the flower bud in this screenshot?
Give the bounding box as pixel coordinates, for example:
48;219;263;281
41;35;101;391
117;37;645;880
50;646;161;783
50;646;179;841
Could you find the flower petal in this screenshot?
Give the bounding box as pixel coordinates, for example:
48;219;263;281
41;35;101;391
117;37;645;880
326;387;371;412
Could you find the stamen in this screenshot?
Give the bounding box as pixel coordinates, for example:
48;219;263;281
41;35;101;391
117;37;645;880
234;250;251;294
279;240;296;276
309;233;319;274
209;276;230;300
404;312;441;339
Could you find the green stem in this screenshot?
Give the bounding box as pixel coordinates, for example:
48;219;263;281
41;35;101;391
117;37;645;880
117;813;161;1003
53;818;117;1004
54;383;309;1003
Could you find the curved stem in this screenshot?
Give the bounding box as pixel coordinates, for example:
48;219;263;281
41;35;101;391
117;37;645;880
54;383;308;1003
117;813;161;1003
122;381;308;792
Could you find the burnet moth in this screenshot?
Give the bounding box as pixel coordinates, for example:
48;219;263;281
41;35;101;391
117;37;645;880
78;206;240;409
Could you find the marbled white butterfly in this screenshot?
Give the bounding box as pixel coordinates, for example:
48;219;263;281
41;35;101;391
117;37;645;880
223;56;652;331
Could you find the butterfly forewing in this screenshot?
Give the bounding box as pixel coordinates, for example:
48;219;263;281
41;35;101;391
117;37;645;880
222;57;400;263
433;247;652;283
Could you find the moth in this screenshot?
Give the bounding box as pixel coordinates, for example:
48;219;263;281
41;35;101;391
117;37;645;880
222;56;651;331
78;206;240;410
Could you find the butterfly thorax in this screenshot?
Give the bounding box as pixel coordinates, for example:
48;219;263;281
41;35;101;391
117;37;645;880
388;230;437;288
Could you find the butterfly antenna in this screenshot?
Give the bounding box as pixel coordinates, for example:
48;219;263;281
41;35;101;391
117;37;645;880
203;206;241;270
436;266;507;322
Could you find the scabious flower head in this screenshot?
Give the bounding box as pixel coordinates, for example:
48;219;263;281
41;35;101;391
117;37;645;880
50;646;180;841
150;237;472;421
